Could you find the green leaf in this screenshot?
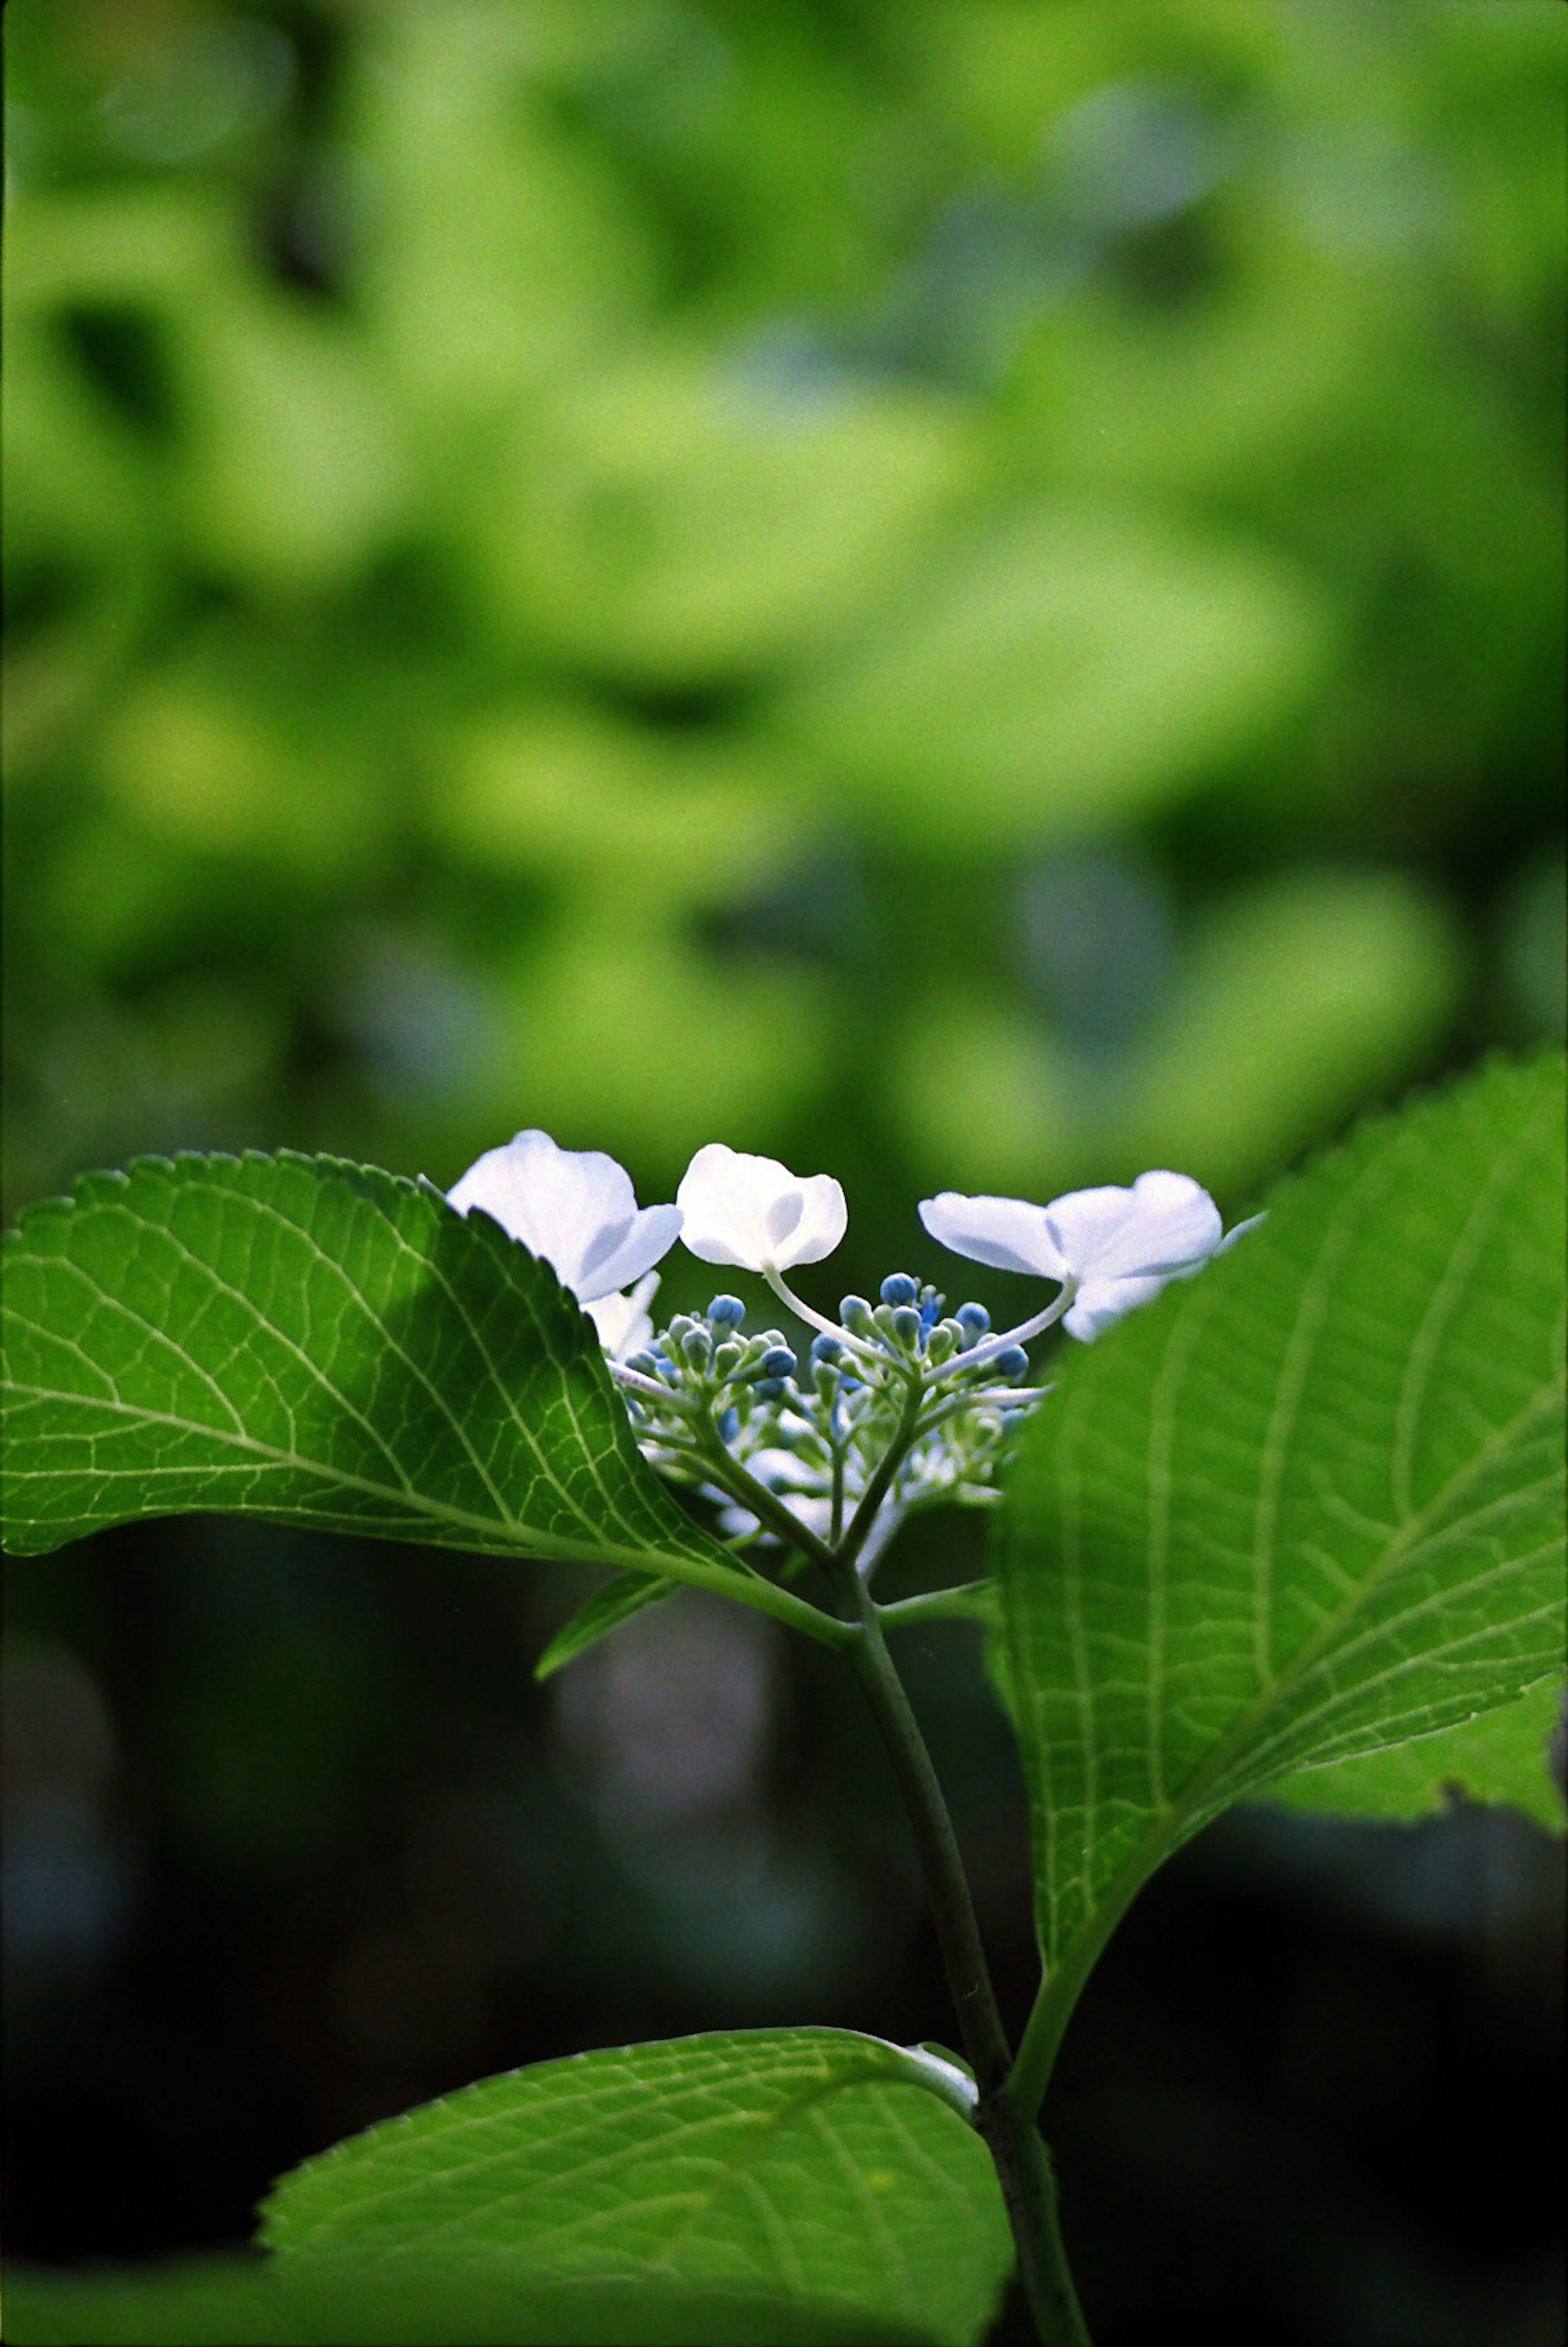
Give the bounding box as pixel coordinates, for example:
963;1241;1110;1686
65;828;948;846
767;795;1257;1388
996;1055;1566;2041
0;1153;813;1629
0;2258;933;2346
534;1570;679;1680
261;2029;1011;2347
1263;1675;1565;1830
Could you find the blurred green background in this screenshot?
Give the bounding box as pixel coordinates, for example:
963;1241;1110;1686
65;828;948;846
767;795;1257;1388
6;0;1564;1232
4;5;1564;2344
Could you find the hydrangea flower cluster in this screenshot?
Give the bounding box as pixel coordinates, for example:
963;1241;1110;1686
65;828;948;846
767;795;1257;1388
618;1276;1042;1565
447;1132;1259;1575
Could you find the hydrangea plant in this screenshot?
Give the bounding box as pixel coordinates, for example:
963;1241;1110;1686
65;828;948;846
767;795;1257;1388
2;1053;1564;2347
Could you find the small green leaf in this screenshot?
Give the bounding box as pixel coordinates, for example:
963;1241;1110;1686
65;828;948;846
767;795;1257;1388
261;2029;1011;2347
1262;1675;1565;1829
0;2258;933;2346
996;1055;1566;2015
0;1153;739;1600
534;1571;679;1680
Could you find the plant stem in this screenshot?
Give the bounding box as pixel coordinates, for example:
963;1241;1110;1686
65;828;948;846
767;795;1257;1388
833;1566;1092;2346
1006;1907;1127;2130
838;1374;922;1559
873;1582;996;1629
692;1420;839;1577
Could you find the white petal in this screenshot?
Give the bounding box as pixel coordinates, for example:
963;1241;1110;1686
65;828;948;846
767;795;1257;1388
1062;1272;1167;1342
586;1271;660;1360
447;1130;679;1302
677;1144;845;1272
1044;1170;1221;1284
576;1205;684;1301
918;1192;1067;1281
775;1174;848;1268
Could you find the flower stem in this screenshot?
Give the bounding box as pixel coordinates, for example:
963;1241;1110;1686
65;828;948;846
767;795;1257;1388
837;1373;922;1559
691;1422;839;1577
833;1566;1092;2345
926;1285;1076;1384
762;1265;886;1373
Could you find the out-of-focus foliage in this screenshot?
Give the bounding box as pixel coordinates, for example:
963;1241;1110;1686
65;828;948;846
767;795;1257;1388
4;0;1563;1255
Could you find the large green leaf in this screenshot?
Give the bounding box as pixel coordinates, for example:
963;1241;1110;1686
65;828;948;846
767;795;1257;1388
995;1055;1566;2006
1263;1674;1564;1829
0;1153;788;1616
1;2258;932;2346
261;2030;1011;2347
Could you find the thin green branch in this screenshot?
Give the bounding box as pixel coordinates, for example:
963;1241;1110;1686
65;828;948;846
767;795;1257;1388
834;1569;1092;2345
875;1582;998;1629
837;1374;923;1560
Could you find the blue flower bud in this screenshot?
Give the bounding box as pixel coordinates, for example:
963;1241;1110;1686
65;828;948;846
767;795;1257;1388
707;1296;746;1330
880;1273;919;1308
753;1376;786;1400
760;1345;797;1380
890;1305;923;1348
626;1350;661;1378
919;1293;943;1330
810;1332;843;1364
717;1406;740;1444
956;1303;991;1341
991;1345;1029;1380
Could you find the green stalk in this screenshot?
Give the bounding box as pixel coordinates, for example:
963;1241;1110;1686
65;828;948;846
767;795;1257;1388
874;1582;996;1629
831;1559;1092;2347
1006;1893;1137;2129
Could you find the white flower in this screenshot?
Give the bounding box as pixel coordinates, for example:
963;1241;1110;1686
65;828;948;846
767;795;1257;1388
447;1130;681;1304
920;1170;1251;1341
586;1271;662;1360
676;1144;847;1274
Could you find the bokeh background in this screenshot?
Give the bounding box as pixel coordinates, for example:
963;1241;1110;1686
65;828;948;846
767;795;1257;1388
4;4;1564;2343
